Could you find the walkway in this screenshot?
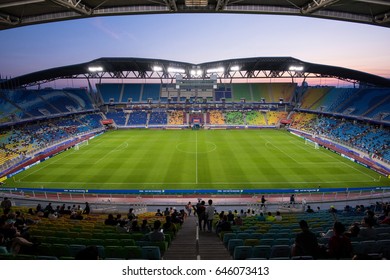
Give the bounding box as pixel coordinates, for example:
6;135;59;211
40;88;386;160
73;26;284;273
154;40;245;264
163;215;231;260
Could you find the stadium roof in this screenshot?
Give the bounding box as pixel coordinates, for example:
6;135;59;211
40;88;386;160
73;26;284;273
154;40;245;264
1;56;390;89
0;0;390;31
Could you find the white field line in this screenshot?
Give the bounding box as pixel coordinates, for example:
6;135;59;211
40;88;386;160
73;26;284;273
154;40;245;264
261;138;300;165
195;131;198;184
18;150;77;181
18;179;376;186
94;141;129;165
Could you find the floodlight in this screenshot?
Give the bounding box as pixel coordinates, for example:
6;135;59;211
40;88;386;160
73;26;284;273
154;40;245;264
190;69;203;76
206;67;224;74
230;66;240;71
289;65;304;71
168;67;185;74
88;66;103;72
153;66;163;72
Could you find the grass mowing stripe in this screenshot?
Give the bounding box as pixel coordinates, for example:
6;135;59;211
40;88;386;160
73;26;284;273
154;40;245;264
6;129;390;190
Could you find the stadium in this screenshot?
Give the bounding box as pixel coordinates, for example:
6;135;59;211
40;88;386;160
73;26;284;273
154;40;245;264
0;0;390;261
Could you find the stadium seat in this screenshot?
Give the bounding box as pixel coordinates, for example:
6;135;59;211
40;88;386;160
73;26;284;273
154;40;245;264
222;233;237;246
69;244;87;257
244;239;260;246
141;246;161;260
105;246;127;259
233;246;253;260
50;244;71;258
252;245;271;259
124;246;142;259
269;245;291;259
227;239;244;255
259;239;274;246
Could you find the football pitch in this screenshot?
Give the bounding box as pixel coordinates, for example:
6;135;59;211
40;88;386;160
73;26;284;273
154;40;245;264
5;129;390;190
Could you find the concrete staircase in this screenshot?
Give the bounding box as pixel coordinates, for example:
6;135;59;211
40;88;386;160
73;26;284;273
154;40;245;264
163;215;231;260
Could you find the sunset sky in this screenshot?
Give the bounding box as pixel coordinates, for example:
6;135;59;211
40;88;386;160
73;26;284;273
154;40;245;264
0;13;389;86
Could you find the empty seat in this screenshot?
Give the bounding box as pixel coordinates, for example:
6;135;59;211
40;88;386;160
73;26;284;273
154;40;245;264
141;246;161;260
105;246;127;259
227;239;244;255
69;244;87;257
270;245;291;259
124;246;142;259
233;246;253;260
252;245;271;259
223;233;237;246
244;239;260;246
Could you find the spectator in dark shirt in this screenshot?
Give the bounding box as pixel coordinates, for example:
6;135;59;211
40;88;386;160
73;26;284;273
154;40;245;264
292;220;320;259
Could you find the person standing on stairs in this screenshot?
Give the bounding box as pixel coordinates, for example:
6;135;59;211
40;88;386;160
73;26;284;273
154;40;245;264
206;199;216;232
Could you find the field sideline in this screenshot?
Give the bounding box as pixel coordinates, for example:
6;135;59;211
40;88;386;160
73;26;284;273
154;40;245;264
5;129;390;190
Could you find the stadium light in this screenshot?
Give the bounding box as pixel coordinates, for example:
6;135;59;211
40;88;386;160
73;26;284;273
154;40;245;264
206;67;224;74
88;66;103;72
153;66;163;72
168;67;185;74
230;65;240;71
289;65;304;71
190;69;203;76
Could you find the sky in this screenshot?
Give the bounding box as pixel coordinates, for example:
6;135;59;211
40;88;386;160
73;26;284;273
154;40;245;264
0;13;389;86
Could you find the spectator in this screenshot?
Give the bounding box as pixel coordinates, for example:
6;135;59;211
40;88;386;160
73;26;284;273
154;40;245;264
185;202;192;216
257;212;265;222
289;194;295;205
265;212;275;222
140;219;151;234
162;216;177;237
83;202;91;215
358;217;377;240
127;208;136;220
104;214;117;226
205;199;215;232
1;198;12;215
292;220;320;259
155;209;163;216
327;222;353;259
306;205;314;213
260;195;267;209
149;220;165;242
216;215;232;235
195;200;206;231
345;223;360;238
274;211;282;221
227;210;235;224
234;215;243;226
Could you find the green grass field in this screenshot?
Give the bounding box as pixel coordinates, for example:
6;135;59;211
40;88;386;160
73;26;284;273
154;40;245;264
5;129;390;190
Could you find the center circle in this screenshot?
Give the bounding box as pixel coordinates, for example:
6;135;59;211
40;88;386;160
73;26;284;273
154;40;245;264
176;141;217;154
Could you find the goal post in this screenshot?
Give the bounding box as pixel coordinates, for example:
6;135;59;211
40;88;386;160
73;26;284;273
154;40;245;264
305;138;319;149
74;140;89;150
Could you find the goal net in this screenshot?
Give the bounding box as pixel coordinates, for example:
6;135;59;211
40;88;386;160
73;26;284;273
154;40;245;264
305;138;319;149
74;140;89;150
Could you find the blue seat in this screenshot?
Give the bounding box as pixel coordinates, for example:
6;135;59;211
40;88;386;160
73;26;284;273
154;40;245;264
141;246;161;260
223;233;237;246
270;245;291;259
233;246;253;260
252;245;271;259
227;239;244;255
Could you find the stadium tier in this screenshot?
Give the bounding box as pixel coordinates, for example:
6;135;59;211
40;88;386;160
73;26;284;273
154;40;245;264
0;89;94;124
0;83;389;186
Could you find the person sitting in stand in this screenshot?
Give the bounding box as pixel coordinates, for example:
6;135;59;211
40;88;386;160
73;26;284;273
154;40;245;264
265;212;275;222
148;220;165;242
